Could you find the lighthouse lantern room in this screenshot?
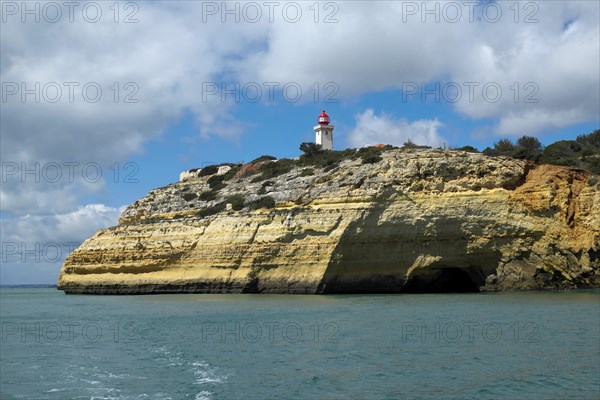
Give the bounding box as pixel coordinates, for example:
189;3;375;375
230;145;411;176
313;109;334;150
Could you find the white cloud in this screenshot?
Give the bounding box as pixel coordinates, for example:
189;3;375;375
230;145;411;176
1;2;264;165
1;2;268;214
449;2;600;135
3;2;597;174
2;204;124;244
348;109;445;148
0;204;124;284
248;1;599;135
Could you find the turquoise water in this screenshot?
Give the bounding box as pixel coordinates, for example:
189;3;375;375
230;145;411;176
1;289;599;399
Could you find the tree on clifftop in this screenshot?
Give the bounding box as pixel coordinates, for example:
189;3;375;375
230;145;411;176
515;136;543;160
491;139;516;156
576;130;600;148
517;136;543;154
300;142;323;156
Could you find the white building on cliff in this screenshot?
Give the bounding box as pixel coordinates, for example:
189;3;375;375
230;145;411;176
314;109;334;150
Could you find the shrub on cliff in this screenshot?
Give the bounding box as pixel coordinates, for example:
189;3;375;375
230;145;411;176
584;157;600;174
454;145;480;153
222;164;243;181
402;140;430;150
199;165;219;177
182;193;197;202
512;136;544;160
323;163;339;172
199;191;217;201
252;159;295;182
299;148;358;168
575;130;600;173
250;155;277;163
299;142;323;156
257;181;274;195
517;136;543;155
576;130;600;148
483;132;600;173
492;139;516;156
540;141;582;167
225;194;245;211
484;136;543;161
358;147;384;164
196;202;226;218
249;196;276;210
208;174;226;190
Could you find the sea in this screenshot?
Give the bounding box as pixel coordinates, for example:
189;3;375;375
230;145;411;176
1;288;599;400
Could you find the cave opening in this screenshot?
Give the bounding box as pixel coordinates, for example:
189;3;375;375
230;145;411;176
402;267;482;293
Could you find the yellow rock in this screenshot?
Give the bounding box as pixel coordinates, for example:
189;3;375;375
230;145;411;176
57;149;600;294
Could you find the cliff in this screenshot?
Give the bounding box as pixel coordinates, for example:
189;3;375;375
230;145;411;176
57;149;600;294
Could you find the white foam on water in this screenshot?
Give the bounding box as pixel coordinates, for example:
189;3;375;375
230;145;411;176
189;360;231;400
81;379;101;385
92;372;128;379
195;391;213;400
149;346;229;399
191;361;227;385
154;347;186;368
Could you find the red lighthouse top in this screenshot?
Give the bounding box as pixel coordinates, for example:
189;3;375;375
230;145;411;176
318;110;330;125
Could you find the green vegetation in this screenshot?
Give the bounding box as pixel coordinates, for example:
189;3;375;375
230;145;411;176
222;164;242;181
199;191;217;202
297;142;393;168
250;158;295;182
299;148;356;168
539;138;600;173
479;131;600;173
183;130;599;223
207;174;226;190
483;136;543;161
196;202;226;218
200;169;237;202
402;139;431;150
257;181;273;195
198;165;219;177
483;136;540;159
577;130;600;148
453;145;479;153
245;144;388;181
195;163;242;181
249;196;276;210
517;136;544;156
195;194;275;218
250;155;277;163
225;194;245;211
358;147;385;164
192;131;599;204
182;193;197;202
323;163;338;172
299;142;322;156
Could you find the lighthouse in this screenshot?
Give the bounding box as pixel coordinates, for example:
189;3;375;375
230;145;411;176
314;109;334;151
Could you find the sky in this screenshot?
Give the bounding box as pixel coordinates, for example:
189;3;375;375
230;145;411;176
1;0;599;284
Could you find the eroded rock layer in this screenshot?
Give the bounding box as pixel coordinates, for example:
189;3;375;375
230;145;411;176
57;150;600;294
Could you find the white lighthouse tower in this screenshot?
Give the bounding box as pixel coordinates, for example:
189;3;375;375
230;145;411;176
314;109;334;150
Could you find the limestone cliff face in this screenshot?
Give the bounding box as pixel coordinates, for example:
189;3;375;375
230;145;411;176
57;149;600;294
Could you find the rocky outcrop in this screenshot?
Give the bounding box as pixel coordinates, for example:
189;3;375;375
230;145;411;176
57;149;600;294
179;165;232;181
